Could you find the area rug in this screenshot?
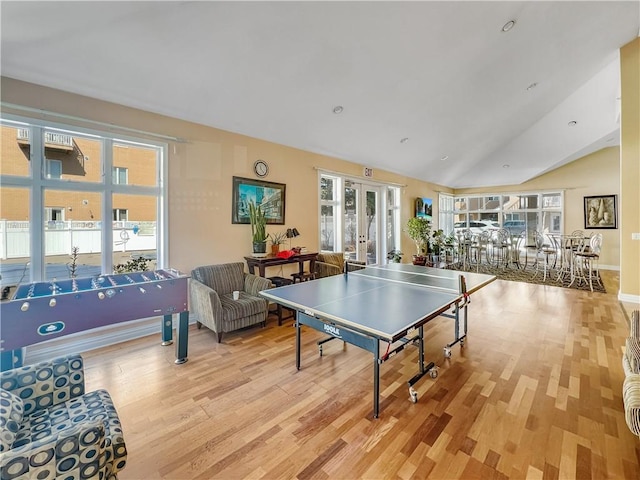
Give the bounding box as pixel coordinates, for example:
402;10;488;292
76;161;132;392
446;262;606;293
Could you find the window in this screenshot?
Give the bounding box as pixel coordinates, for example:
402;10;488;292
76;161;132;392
0;116;166;282
45;207;64;222
441;191;564;239
46;159;62;179
113;209;128;221
112;166;128;185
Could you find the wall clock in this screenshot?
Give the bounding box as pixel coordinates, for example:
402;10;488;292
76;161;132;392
253;160;269;178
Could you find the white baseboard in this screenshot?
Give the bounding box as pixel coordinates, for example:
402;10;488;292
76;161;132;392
600;264;619;271
25;315;197;365
619;292;640;305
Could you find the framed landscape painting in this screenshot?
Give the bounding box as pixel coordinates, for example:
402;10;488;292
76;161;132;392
415;197;432;220
232;176;286;224
584;194;617;229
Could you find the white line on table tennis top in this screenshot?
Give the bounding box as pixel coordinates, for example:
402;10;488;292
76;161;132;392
350;264;462;293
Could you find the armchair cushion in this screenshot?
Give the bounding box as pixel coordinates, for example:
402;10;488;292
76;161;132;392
192;262;245;295
0;389;23;452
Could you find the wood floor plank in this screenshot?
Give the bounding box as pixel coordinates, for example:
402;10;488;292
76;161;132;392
76;270;639;479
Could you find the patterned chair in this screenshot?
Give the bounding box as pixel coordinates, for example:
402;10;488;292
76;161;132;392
623;310;640;436
190;262;272;343
315;252;365;279
0;354;127;479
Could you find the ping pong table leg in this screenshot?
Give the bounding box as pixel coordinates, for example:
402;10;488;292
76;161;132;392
373;340;380;418
296;314;301;370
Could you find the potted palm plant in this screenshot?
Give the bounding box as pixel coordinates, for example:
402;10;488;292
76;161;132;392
406;217;431;265
249;201;268;256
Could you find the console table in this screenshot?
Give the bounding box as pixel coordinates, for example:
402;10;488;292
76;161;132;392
244;252;318;278
245;252;318;325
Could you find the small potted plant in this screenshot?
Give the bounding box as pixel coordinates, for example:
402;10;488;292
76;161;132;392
268;230;288;255
406;217;431;265
386;249;403;263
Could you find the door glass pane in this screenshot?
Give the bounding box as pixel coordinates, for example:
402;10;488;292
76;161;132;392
43;190;102;280
344;186;358;260
1;124;31;177
387;187;400;255
113;193;157;271
113;142;158;187
320;176;334;201
365;190;377;264
0;187;30;294
320;205;335;251
43;130;102;183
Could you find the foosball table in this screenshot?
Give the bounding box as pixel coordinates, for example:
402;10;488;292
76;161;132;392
0;269;189;369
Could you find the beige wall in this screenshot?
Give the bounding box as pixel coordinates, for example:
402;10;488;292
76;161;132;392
1;70;635;293
1;77;447;276
455;146;621;269
620;37;640;300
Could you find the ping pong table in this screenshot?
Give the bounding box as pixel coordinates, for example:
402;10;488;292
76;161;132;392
259;263;496;418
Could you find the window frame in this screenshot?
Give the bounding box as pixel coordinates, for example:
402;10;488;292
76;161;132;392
0;114;168;282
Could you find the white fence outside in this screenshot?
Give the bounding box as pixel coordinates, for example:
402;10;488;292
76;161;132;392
0;220;156;259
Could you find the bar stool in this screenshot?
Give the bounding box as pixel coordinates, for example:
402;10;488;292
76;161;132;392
268;276;295;325
291;272;314;283
572;233;603;291
532;232;558;281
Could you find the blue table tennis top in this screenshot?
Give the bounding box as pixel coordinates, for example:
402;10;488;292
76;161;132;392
260;264;495;342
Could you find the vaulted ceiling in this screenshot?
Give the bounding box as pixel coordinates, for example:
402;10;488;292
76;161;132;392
1;1;638;188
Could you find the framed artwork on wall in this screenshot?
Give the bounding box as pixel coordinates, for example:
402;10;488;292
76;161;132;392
232;176;286;224
583;194;617;229
415;197;432;220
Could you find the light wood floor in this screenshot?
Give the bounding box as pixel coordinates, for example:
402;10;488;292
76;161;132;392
83;270;640;479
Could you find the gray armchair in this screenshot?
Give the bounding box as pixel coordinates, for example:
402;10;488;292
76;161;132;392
190;262;272;343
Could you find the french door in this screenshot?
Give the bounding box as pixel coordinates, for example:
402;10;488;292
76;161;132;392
343;181;381;264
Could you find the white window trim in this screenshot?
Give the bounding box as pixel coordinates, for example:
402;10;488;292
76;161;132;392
0;114;168;281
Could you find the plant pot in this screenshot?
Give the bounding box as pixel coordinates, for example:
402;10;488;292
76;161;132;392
271;244;280;255
253;241;267;256
412;255;427;266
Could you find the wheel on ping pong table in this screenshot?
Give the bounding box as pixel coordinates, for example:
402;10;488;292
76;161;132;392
409;387;418;403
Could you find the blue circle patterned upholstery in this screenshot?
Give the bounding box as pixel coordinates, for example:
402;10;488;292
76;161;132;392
0;389;24;452
0;355;127;479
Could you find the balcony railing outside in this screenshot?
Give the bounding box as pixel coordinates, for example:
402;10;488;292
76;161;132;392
16;129;74;148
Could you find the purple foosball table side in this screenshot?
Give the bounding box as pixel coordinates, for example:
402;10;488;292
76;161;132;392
0;269;189;370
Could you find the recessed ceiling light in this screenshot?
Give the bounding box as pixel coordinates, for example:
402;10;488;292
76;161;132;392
501;20;516;32
526;82;538;91
440;155;449;161
503;164;510;168
568;120;577;126
332;105;343;114
400;137;409;144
